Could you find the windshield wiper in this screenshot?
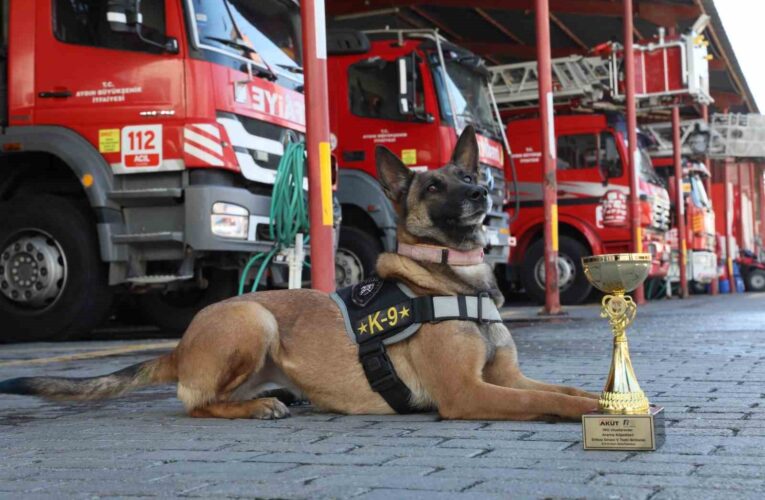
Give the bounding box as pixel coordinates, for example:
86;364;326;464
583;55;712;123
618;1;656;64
203;36;278;81
276;63;303;74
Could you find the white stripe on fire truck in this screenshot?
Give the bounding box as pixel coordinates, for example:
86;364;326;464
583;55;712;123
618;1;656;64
184;128;224;156
191;123;220;139
184;143;224;166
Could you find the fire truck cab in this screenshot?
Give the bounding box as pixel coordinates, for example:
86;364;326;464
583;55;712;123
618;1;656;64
326;30;511;287
0;0;306;340
505;113;671;304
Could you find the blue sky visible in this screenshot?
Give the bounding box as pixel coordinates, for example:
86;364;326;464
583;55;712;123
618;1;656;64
714;0;765;111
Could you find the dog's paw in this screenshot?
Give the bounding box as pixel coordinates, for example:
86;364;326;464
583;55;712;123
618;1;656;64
251;397;291;420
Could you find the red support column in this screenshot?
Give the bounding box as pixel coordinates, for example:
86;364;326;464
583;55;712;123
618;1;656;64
701;105;718;295
759;166;765;253
725;162;736;293
623;0;646;304
535;0;561;315
300;0;336;292
672;107;689;298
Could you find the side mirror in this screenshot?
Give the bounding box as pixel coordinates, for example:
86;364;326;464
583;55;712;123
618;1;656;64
107;0;140;33
397;57;415;116
597;132;623;185
107;0;179;54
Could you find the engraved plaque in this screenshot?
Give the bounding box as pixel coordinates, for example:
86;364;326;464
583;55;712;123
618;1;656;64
582;406;664;451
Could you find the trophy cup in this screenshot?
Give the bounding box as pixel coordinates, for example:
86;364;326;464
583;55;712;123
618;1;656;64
581;253;664;451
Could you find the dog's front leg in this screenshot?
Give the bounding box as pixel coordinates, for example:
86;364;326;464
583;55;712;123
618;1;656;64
409;324;598;421
484;348;599;400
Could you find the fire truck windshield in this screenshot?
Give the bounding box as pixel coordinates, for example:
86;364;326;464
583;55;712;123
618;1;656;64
690;175;712;209
191;0;302;77
431;55;500;139
638;148;665;187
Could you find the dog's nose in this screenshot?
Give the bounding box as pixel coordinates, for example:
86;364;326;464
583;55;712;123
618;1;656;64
468;186;488;201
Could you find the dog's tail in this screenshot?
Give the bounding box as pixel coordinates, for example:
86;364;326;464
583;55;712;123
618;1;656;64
0;354;177;401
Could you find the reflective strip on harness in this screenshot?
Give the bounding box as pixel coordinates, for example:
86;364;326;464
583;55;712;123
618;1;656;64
331;277;503;414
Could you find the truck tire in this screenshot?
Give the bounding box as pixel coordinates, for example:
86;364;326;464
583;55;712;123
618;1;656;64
335;226;381;288
744;268;765;292
136;269;238;334
520;235;592;305
0;195;113;342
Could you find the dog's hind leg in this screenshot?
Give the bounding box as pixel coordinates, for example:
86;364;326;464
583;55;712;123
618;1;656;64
174;300;290;419
484;348;599;400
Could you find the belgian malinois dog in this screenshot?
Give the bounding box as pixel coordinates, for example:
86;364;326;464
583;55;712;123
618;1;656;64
0;127;598;420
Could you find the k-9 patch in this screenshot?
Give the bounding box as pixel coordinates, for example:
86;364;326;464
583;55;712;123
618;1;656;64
330;277;421;345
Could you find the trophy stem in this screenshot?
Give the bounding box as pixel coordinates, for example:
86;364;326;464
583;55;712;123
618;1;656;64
598;291;650;415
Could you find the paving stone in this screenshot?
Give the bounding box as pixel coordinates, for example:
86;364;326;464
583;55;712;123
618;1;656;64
0;293;764;498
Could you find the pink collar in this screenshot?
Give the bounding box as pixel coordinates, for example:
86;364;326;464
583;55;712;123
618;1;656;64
397;243;485;266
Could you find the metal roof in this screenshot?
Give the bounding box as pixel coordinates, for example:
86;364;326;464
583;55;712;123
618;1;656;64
326;0;758;114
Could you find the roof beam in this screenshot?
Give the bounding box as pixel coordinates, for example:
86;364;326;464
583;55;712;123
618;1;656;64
329;1;700;23
474;8;525;45
458;42;582;59
550;13;588;50
408;6;463;41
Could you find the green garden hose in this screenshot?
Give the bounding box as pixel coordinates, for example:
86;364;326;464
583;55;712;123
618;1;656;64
238;142;310;295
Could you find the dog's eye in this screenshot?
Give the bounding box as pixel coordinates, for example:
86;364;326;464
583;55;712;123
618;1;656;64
427;183;439;193
463;175;473;183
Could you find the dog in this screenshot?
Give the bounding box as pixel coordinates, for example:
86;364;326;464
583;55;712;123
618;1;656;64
0;126;598;420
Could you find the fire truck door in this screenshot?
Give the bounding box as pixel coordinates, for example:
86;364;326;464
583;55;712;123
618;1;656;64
34;0;185;174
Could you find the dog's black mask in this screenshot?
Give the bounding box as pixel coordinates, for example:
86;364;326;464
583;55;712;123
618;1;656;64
376;126;490;251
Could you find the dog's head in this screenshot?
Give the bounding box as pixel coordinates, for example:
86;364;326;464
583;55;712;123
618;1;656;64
376;126;490;251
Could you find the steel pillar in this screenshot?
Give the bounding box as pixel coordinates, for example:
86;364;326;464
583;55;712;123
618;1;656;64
300;0;336;292
536;0;561;314
701;105;718;295
623;0;645;304
672;107;689;298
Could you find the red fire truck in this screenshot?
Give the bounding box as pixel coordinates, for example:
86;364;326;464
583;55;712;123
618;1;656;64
0;0;308;341
651;158;717;291
326;29;511;286
489;20;711;304
503;113;671;304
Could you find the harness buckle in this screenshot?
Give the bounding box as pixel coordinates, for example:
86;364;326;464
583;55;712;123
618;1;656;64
477;291;491;324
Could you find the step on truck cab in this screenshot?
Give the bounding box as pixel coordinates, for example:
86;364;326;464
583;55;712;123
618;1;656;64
0;0;307;340
505;113;671;304
326;29;511;287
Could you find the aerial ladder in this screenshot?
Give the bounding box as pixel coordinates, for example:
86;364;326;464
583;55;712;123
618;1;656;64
489;16;713;112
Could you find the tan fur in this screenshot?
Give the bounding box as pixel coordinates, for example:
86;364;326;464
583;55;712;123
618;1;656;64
6;128;598;421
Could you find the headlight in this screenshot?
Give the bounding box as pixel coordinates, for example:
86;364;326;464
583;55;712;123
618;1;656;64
211;202;249;239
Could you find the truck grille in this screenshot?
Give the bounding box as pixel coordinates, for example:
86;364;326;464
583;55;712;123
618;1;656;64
479;163;510;263
650;194;671;231
217;112;305;172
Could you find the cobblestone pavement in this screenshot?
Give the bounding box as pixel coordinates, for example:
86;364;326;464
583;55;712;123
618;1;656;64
1;293;764;499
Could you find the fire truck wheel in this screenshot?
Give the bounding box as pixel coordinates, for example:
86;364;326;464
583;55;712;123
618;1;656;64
335;226;381;288
521;236;592;305
136;269;238;334
744;269;765;292
0;195;113;342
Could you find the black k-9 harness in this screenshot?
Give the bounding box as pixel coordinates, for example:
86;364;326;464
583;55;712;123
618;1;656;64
330;277;503;413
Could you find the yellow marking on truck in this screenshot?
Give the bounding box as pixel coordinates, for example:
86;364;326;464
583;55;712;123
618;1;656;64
319;141;333;226
98;129;121;153
82;174;94;188
551;204;559;251
401;149;417;165
635;227;643;253
0;341;178;368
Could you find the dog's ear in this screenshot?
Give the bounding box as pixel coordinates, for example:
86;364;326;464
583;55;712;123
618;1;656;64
376;146;414;202
450;125;479;174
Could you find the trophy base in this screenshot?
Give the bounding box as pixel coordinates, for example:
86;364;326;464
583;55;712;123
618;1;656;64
582;405;664;451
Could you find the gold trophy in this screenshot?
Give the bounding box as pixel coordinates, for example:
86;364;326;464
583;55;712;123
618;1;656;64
580;253;664;451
